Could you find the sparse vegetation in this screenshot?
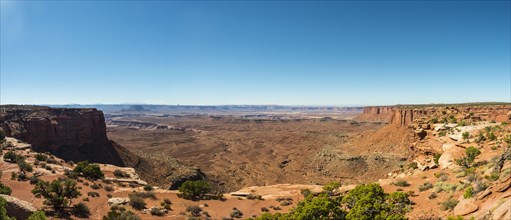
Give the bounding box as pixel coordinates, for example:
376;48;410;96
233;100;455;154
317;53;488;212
440;197;459;211
418;182;433;192
392;180;410;187
113;169;130;178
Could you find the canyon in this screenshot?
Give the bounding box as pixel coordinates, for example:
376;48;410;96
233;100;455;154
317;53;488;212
0;103;510;219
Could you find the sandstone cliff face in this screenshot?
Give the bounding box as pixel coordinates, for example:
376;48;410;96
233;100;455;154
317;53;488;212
0;105;125;166
357;105;511;126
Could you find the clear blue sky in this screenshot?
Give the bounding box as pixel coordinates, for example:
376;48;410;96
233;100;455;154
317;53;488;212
1;0;510;106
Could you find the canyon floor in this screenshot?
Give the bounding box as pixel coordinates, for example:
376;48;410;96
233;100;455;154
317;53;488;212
106;114;408;192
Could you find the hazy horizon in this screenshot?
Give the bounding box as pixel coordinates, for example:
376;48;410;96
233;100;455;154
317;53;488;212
1;1;510;105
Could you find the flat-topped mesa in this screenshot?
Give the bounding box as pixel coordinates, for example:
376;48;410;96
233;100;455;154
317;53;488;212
357;104;511;126
0;105;125;166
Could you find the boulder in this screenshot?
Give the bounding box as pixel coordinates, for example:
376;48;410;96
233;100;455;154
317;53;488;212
0;194;37;220
492;199;511;220
108;197;130;206
453;198;478;216
477;187;492;200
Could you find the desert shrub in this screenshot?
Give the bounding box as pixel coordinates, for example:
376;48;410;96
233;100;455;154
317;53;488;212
434;182;457;193
150;207;165;216
430;117;439;123
476;132;486;143
428;192;437;199
186;205;202;217
456;146;481;168
392;180;410;187
3;151;17;163
91;183;102;190
27;211;47;220
88;191;100;197
433;153;442;165
408;162;418;169
300;188;312;198
230;209;244;218
32;178;81;211
178;180;211;200
0;182;12;195
261;207;269;212
143;185;153;191
485;172;500;181
440;197;459;211
280;200;293;206
161;199;171;210
418;182;433;192
487;132;497;141
73;161;104;180
113;169;129;178
462;132;470;140
29;176;40;185
73;202;91;218
458;120;467;127
463;186;474;198
107;193;112;198
103;209;141;220
104;185;114;192
439;131;447;137
128;195;146;210
35;153;48;162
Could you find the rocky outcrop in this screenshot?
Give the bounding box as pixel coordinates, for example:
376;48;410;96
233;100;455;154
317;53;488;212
357;104;511;127
356;106;395;122
0;194;37;220
0;105;125;166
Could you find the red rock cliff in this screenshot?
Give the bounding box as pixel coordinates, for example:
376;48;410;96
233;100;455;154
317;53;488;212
0;105;125;166
358;105;510;126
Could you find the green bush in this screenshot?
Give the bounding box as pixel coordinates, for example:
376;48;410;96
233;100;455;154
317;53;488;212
103;209;141;220
392;180;410;187
73;161;104;180
128;195;146;210
0;182;12;195
462;132;470;140
178;180;211;200
186;205;202;217
463;186;474;199
3;151;17;163
73;202;91;218
143;185;153;191
35;153;48;162
32;178;81;211
150;207;165;216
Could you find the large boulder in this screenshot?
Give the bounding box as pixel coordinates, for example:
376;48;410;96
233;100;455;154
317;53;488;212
453;198;478;216
108;197;130;206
